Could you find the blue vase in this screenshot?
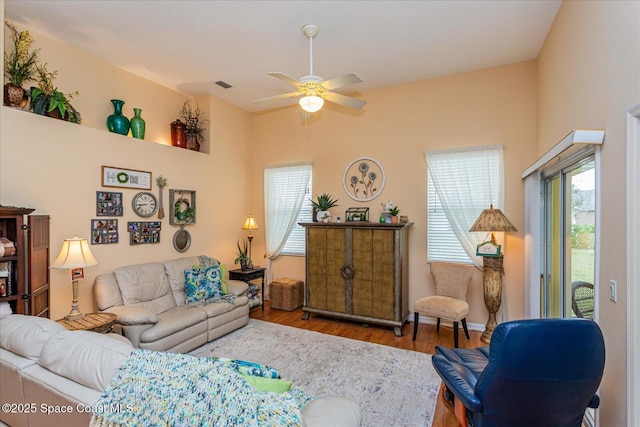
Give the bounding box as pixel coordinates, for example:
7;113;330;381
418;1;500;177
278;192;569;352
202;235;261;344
130;108;145;139
107;99;130;135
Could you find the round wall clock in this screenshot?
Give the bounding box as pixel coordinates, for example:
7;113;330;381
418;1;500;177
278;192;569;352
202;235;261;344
131;192;158;217
343;157;386;202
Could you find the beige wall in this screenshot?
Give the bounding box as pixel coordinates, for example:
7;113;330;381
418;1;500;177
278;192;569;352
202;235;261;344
248;60;538;326
537;1;640;425
1;26;251;320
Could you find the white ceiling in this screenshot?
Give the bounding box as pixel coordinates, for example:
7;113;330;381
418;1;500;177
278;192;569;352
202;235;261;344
5;0;561;113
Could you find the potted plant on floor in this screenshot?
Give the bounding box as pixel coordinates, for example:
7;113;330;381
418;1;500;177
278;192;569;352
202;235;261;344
234;239;252;270
311;193;339;222
30;63;81;123
178;100;209;151
3;20;39;108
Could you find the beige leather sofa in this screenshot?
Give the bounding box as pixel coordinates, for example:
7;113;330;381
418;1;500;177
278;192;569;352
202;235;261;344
0;315;363;427
94;256;250;352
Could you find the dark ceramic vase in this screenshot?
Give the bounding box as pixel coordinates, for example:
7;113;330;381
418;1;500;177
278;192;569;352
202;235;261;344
130;108;145;139
170;119;187;148
107;99;130;135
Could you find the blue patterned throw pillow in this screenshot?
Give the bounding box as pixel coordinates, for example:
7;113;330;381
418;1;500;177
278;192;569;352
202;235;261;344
184;265;224;305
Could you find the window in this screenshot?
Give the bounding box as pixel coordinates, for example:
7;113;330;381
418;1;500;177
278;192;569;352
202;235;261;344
264;163;312;258
426;146;504;265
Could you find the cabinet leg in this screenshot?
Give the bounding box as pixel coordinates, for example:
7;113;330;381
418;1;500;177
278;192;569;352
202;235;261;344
394;325;404;337
302;311;310;320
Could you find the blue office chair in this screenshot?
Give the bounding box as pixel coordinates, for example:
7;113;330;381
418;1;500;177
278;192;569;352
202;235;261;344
432;318;605;427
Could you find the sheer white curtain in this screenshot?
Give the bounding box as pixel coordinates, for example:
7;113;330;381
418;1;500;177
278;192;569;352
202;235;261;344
425;145;504;268
263;163;312;286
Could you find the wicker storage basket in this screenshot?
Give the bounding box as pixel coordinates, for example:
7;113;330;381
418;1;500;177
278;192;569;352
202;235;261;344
270;278;304;311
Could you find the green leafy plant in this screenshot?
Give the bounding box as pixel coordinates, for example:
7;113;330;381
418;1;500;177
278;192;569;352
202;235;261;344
389;206;400;216
234;239;251;268
30;63;81;123
173;199;195;222
4;20;39;86
311;193;339;211
179;100;209;144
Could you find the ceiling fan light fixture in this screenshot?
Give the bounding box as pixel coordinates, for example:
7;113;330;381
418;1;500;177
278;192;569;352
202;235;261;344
299;95;324;113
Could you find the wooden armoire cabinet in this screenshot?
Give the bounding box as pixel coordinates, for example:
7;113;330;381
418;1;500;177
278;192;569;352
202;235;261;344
300;222;412;336
0;206;50;317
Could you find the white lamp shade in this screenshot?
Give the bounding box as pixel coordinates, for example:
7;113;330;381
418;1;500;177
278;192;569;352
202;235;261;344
51;236;98;269
299;95;324;113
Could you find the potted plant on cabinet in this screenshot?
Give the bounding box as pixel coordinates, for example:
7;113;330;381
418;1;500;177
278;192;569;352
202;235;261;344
3;20;39;108
311;193;339;222
178;100;209;151
389;205;400;223
30;63;81;123
234;239;252;270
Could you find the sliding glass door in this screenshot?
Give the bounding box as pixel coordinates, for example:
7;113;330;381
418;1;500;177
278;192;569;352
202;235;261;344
542;156;596;319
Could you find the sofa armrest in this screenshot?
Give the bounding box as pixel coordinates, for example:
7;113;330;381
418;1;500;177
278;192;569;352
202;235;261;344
432;354;483;413
226;279;249;296
104;306;158;325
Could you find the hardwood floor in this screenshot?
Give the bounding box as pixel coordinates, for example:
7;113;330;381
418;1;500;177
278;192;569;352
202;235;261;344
250;301;483;427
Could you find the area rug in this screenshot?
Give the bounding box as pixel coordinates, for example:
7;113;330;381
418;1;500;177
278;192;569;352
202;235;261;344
189;319;441;427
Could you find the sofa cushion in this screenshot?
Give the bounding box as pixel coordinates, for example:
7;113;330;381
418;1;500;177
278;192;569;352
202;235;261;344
163;256;201;306
105;306;158;325
185;266;224;305
114;262;176;314
0;315;66;360
94;273;124;310
39;330;134;391
140;305;207;343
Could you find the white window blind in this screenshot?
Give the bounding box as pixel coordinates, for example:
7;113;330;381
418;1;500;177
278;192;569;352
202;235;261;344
426;146;504;266
264;164;312;258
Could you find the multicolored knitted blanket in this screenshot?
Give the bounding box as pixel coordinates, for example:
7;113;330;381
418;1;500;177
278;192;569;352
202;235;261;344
90;350;312;427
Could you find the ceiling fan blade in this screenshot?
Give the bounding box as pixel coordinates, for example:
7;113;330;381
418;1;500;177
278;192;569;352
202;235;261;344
268;72;302;86
321;73;363;91
253;92;300;104
323;91;367;110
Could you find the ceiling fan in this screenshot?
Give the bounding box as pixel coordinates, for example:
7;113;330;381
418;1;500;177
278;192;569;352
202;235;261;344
253;24;366;113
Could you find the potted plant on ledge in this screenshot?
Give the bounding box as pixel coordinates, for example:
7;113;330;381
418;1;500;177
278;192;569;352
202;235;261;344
179;100;208;152
389;205;400;223
30;63;81;124
311;193;339;222
3;20;39;108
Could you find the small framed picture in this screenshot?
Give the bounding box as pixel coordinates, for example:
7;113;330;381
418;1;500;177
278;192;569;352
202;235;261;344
169;189;196;225
70;268;85;280
476;240;501;257
96;191;123;216
91;219;119;245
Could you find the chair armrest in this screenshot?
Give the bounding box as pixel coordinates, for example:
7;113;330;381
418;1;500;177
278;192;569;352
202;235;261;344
226;279;249;296
588;394;600;409
432;355;483;413
103;306;158;325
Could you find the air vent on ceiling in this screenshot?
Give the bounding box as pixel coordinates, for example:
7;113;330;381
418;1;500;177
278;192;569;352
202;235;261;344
215;80;232;89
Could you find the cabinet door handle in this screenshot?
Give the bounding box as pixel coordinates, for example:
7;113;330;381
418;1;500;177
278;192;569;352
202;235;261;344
341;264;355;280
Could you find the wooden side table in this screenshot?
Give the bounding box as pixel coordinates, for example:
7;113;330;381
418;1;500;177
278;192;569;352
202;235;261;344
56;312;117;333
228;267;266;311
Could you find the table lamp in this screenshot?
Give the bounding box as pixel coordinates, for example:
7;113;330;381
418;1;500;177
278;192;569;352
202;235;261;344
469;205;517;343
242;214;259;265
50;236;98;320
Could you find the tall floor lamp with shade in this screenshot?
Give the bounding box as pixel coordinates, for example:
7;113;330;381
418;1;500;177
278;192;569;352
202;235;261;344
50;236;98;320
242;215;259;266
469;205;517;344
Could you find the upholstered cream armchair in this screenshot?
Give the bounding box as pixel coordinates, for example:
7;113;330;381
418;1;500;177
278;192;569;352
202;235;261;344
412;261;475;348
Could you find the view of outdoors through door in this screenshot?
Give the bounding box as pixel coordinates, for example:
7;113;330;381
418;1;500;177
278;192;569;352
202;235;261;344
543;156;596;427
543;157;596;319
